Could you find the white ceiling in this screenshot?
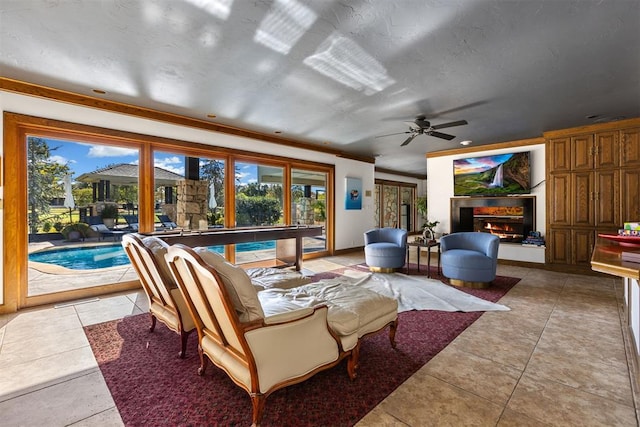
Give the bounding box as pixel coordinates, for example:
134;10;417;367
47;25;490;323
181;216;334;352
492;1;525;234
2;0;639;176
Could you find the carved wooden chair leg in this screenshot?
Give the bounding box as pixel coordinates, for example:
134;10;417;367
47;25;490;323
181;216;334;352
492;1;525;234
389;319;399;349
149;314;157;332
178;330;190;359
251;393;266;427
197;346;209;376
347;342;361;380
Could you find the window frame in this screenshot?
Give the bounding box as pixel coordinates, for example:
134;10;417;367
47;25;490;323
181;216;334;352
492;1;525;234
3;112;334;310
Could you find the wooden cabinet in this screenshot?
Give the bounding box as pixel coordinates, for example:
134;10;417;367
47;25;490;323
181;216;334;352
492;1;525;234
572;229;595;265
548;138;572;172
572;171;595;227
595;169;620;227
547;228;572;264
545;119;640;266
622;168;640;222
595;131;619;168
548;173;571;226
572;134;594;171
621;127;640;167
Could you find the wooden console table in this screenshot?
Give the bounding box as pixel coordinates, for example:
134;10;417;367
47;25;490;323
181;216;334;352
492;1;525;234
142;225;323;271
591;237;640;385
407;240;441;277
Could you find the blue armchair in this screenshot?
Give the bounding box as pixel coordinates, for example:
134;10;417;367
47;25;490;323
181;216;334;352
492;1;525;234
440;232;500;288
364;227;408;272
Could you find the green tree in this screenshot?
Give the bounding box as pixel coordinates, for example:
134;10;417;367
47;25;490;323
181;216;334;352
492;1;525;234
291;185;304;202
74;187;94;207
200;159;225;207
113;185;138;205
235;194;281;226
241;182;269;197
27;137;71;234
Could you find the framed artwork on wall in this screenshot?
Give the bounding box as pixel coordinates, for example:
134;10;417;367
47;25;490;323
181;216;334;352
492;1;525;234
345;177;362;210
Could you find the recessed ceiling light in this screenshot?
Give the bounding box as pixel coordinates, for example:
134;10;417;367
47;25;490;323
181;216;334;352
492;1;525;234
206;113;217;119
587;114;626;123
460;140;472;146
594;115;626;123
323;141;331;145
92;89;107;95
274;130;282;134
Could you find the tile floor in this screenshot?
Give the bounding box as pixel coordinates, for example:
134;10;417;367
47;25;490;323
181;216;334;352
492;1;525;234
2;251;639;426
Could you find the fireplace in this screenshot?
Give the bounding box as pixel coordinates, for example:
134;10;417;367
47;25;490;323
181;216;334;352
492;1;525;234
450;196;535;243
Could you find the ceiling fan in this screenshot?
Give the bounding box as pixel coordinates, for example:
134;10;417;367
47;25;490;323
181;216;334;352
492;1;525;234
377;115;468;146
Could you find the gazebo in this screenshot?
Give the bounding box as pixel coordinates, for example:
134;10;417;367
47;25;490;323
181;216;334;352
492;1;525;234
76;163;184;203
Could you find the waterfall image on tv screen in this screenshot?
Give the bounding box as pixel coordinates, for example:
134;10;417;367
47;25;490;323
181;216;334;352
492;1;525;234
453;151;530;196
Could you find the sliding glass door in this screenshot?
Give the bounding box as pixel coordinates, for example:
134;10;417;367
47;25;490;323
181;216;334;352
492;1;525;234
292;168;327;253
27;136;140;297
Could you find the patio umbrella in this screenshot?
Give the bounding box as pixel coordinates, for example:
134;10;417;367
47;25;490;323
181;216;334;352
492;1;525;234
63;174;75;223
209;182;217;210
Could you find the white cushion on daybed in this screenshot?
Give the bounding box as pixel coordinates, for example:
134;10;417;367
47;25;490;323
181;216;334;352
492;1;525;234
246;267;311;290
194;248;265;323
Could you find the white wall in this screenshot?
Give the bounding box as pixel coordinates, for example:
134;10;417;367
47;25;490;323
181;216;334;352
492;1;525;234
0;90;376;302
0;95;4;305
427;143;546;263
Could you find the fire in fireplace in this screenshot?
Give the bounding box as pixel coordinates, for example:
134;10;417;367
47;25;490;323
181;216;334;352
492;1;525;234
473;206;525;242
450;196;535;243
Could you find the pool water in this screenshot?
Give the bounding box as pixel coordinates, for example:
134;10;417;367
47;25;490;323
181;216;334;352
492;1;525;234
29;241;277;270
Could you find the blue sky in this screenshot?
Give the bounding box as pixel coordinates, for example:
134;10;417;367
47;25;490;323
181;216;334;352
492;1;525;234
45;138;258;184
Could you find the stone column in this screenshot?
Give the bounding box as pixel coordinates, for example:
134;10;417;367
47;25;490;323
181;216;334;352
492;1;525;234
176;179;209;229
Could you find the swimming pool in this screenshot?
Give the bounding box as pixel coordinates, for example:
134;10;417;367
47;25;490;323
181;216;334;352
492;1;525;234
29;241;277;270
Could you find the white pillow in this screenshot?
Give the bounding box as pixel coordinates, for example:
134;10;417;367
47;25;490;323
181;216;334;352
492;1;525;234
141;236;176;288
193;248;265;323
246;267;311;290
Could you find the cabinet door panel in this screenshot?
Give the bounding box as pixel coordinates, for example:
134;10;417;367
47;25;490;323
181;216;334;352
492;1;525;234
595;131;619;169
621;127;640;167
622;169;640;221
572;134;594;171
548;138;571;172
596;169;620;227
547;229;572;264
572;172;595;226
548;173;572;225
572;229;595;265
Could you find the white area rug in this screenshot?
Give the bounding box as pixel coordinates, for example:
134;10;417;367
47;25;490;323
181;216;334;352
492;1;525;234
317;272;510;313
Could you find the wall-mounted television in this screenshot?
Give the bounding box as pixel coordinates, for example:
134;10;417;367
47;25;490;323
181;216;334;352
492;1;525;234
453;151;531;196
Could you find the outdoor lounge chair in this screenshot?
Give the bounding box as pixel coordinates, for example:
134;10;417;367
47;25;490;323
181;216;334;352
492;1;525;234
122;214;139;231
157;214;178;229
89;223;126;241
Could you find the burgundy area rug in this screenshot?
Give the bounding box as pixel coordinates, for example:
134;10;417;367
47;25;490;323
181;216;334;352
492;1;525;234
85;265;520;427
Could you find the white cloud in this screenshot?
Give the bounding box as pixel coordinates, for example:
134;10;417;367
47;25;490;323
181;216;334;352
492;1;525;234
161;165;185;175
87;145;138;157
236;171;251;180
49;155;76;165
158;156;183;166
155;156;184;175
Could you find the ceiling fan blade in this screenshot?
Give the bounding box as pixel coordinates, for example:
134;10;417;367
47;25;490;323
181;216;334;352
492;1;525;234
375;131;411;138
431;119;468;130
428;131;456;140
400;133;418;146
